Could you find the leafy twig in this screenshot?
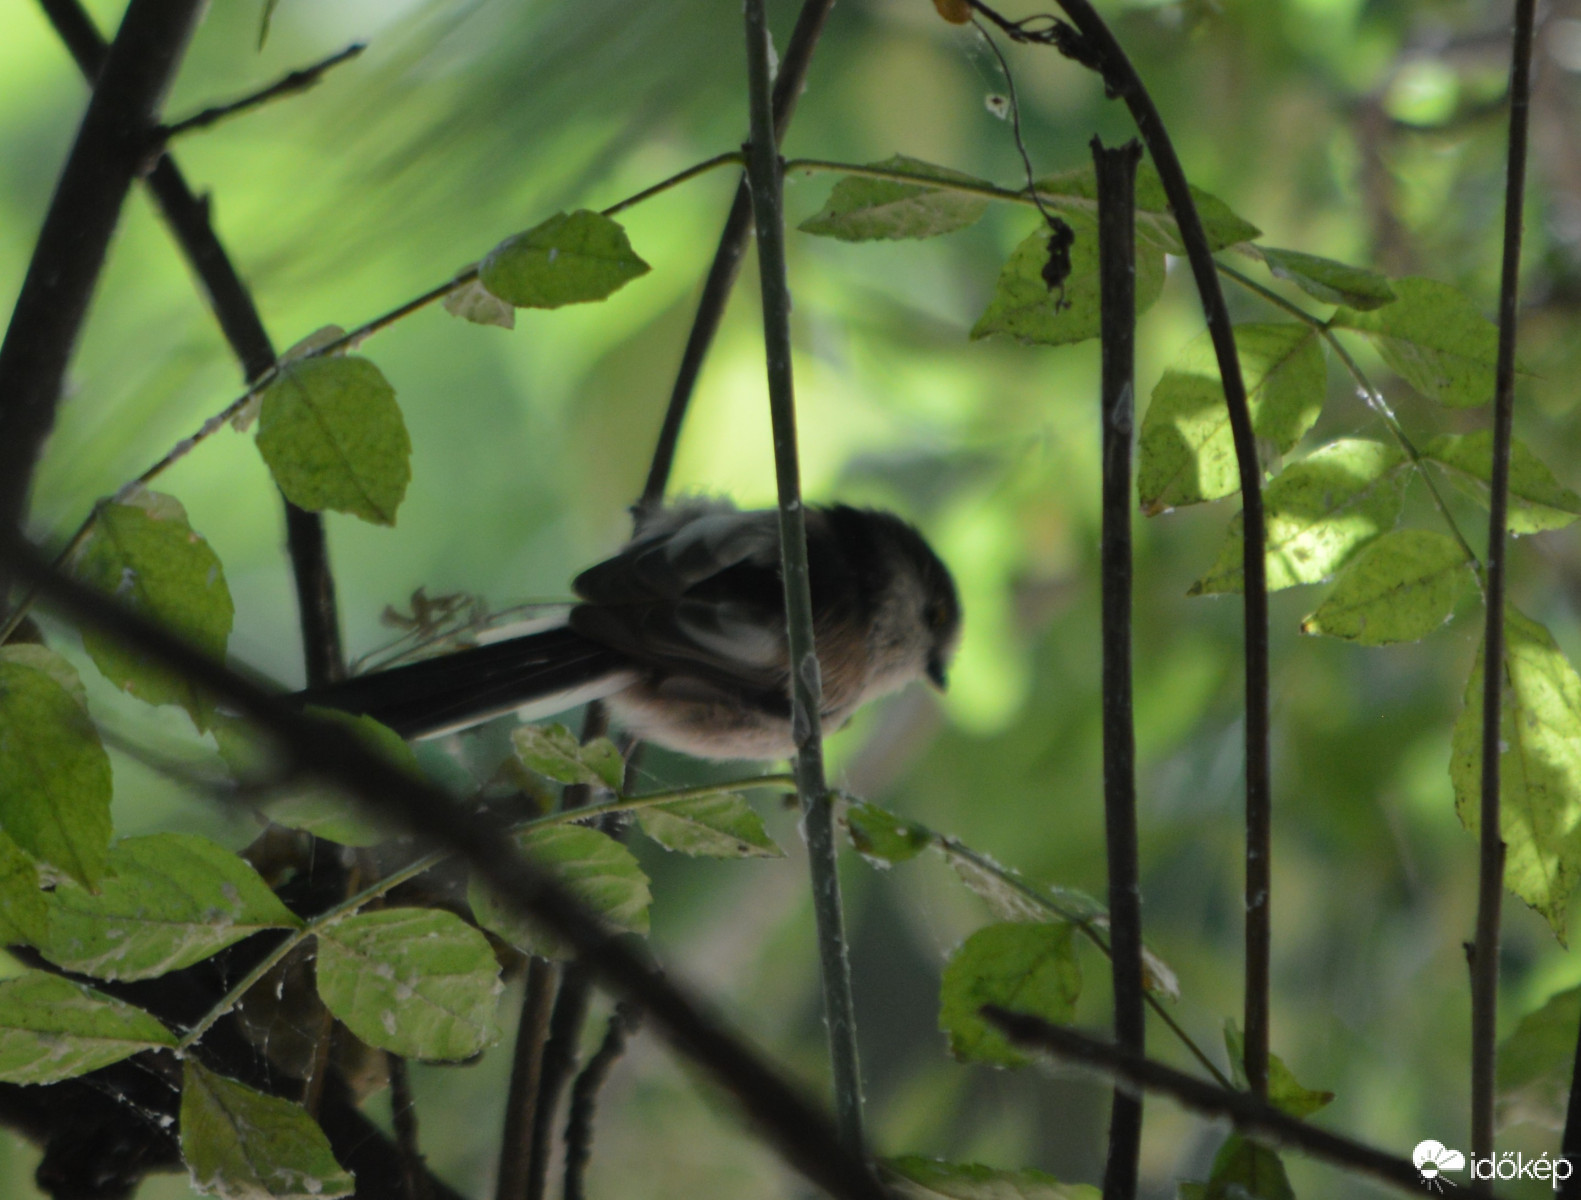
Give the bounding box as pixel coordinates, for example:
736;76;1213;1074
564;1002;642;1200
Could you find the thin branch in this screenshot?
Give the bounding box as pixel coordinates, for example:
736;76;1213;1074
495;958;557;1200
1472;0;1538;1159
743;0;864;1152
388;1052;431;1200
1;535;890;1200
155;43;366;142
1562;1005;1581;1200
527;965;593;1200
1094;135;1144;1200
981;1009;1510;1200
564;1002;643;1200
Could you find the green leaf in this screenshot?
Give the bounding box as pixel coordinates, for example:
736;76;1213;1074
1452;609;1581;941
479;210;650;309
971;211;1165;348
40;833;303;981
1333;276;1502;408
256;355;411;525
0;831;46;945
181;1061;355;1200
1200;1135;1294;1200
885;1156;1099;1199
0;971;175;1084
0;652;112;888
1224;1022;1334;1118
798;155;991;241
846;800;934;864
1139;323;1325;513
443;276;515;329
0;643;89;707
939;922;1081;1068
1255;246;1397;310
257;709;416;847
1498;985;1581;1131
512;723;625;791
315;907;502;1061
1300;529;1470;644
1426;432;1581;534
72;490;234;727
1033;162;1261;254
944;844;1106;924
1192;439;1409;595
469;823;651;960
637;794;781;858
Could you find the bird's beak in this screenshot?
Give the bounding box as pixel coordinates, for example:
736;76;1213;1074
926;657;948;691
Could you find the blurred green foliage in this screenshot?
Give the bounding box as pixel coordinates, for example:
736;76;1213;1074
4;0;1581;1197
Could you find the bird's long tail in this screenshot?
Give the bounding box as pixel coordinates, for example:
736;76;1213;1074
298;625;633;739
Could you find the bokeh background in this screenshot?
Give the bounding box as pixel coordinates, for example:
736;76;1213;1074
5;0;1581;1196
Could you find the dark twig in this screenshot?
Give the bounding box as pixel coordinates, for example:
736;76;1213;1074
1093;136;1143;1200
743;0;863;1152
0;0;207;584
563;1002;643;1200
0;535;891;1200
1562;1006;1581;1200
388;1053;431;1200
638;0;837;513
1472;0;1537;1159
155;43;366;142
495;958;556;1200
527;965;593;1200
38;0;346;685
981;1009;1508;1200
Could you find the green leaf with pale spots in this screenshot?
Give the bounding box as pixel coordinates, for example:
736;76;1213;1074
1452;609;1581;942
637;794;781;857
0;651;112;888
1192;439;1408;594
480;210;650;308
939;921;1080;1068
799;156;992;241
256;355;410;525
1139;323;1325;513
469;823;650;961
1426;432;1581;534
0;972;175;1084
846;800;934;864
1334;276;1505;408
40;834;302;981
512;723;625;791
1254;246;1396;310
1300;529;1471;644
885;1156;1099;1199
72;490;233;728
181;1061;354;1200
315;907;502;1061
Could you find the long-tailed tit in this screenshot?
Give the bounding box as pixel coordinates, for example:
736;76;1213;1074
300;499;961;760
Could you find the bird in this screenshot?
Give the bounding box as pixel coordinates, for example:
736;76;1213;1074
299;499;961;760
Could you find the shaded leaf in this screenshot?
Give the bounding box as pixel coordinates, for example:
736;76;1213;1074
181;1061;354;1199
637;794;781;858
443;276;515;329
1300;529;1470;644
256;356;410;525
944;844;1106;924
480;210;650;308
1192;438;1408;594
886;1156;1099;1199
0;971;175;1085
1497;985;1581;1131
1224;1022;1334;1118
939;922;1081;1068
847;801;934;865
40;834;302;982
799;155;991;241
0;831;46;946
72;490;233;727
1426;432;1581;534
1333;276;1503;408
316;907;502;1061
512;723;625;791
1033;162;1261;254
0;653;112;888
1200;1135;1294;1200
1255;246;1396;310
1139;323;1325;513
1452;609;1581;941
257;709;417;847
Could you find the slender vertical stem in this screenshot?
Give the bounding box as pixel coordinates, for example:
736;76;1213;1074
1560;1007;1581;1200
563;1002;642;1200
742;0;863;1152
494;958;558;1200
388;1053;431;1200
1093;136;1144;1200
1471;0;1537;1159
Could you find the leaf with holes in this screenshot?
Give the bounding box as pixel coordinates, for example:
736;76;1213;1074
799;156;991;241
1254;246;1396;310
0;972;175;1084
256;355;410;525
1334;276;1506;408
939;922;1081;1068
480;210;649;308
1300;529;1471;644
1426;432;1581;534
638;794;781;858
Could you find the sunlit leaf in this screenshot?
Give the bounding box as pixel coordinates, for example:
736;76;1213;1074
479;210;650;308
847;800;934;864
40;834;302;982
315;907;502;1061
1426;432;1581;534
1334;276;1503;408
1300;529;1470;644
512;723;625;791
799;156;991;241
72;490;233;727
256;355;411;525
0;971;175;1084
1139;323;1325;513
1255;246;1396;310
1497;985;1581;1131
939;922;1081;1067
181;1061;354;1200
637;794;781;858
1192;438;1408;594
885;1156;1099;1199
1452;609;1581;941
